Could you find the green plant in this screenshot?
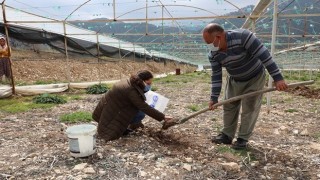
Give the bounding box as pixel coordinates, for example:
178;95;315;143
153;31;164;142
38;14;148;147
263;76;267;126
216;145;256;160
33;94;67;104
285;108;298;113
60;111;93;123
187;104;201;112
86;84;109;94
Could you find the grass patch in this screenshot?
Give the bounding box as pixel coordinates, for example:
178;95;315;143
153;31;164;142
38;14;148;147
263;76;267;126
285;108;299;113
187;104;201;112
60;111;93;123
216;145;257;161
0;97;54;113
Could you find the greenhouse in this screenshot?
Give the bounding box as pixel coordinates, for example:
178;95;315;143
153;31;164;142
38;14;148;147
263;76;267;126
0;0;319;179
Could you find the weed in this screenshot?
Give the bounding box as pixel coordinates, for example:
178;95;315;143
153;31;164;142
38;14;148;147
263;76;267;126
86;84;109;94
60;111;92;123
216;145;256;161
33;94;67;104
187;104;201;112
285;108;298;113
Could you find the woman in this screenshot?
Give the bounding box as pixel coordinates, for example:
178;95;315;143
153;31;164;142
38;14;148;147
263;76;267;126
0;37;11;82
93;70;172;141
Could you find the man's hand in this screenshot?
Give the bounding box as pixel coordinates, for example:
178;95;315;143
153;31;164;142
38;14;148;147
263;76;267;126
274;80;288;91
209;100;218;110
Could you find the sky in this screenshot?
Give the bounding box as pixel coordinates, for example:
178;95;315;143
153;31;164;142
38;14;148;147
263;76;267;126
4;0;259;23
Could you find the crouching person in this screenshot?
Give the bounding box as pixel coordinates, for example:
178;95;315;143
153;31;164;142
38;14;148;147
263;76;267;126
92;70;172;141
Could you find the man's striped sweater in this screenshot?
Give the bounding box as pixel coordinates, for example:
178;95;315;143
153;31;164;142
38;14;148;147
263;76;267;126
208;29;283;102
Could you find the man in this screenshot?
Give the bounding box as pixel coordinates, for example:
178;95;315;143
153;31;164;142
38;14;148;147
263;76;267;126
202;23;288;149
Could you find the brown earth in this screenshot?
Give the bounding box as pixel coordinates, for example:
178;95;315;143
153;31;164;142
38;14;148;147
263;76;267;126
9;50;196;84
287;85;320;99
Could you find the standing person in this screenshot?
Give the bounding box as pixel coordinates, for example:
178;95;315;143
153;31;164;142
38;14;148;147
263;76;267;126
93;70;172;141
202;23;288;149
0;37;11;83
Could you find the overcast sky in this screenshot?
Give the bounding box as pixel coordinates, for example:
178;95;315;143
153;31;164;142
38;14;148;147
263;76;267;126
4;0;258;23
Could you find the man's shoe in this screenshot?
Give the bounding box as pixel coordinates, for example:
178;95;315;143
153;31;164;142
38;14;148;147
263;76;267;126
212;133;233;144
232;138;248;150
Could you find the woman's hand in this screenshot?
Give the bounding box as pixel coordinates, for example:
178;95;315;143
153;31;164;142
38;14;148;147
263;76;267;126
164;116;173;121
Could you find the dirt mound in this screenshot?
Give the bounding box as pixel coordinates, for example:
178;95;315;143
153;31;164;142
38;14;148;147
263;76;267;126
287;85;320;99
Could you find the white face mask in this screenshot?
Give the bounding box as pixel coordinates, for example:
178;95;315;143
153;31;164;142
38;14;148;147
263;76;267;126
207;37;220;52
207;43;219;52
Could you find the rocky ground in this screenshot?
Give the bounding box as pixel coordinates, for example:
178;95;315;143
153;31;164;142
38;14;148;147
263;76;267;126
0;72;320;180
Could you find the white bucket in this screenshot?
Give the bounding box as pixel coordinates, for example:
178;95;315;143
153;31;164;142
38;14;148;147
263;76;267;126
66;124;97;158
145;91;169;113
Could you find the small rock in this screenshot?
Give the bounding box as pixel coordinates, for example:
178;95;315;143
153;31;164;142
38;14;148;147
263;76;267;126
73;163;87;171
274;129;280;135
54;169;61;174
279;126;287;130
83;167;95;174
26;153;38;158
220;162;240;172
250;161;259;167
97;153;103;159
317;174;320;178
140;171;147;177
11;153;19;157
287;177;294;180
260;175;266;179
292;129;299;135
183;164;192;171
300;129;309;136
185;158;193;163
99;170;106;175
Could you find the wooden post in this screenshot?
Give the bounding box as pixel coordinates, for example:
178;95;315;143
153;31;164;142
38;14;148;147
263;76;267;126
63;22;71;84
2;3;15;94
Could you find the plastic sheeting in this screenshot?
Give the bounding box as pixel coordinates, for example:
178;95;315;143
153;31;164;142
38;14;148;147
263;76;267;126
0;74;172;98
0;80;120;98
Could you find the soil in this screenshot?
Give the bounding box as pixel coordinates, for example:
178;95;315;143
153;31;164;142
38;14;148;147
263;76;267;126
287;85;320;99
0;71;319;179
9;50;196;84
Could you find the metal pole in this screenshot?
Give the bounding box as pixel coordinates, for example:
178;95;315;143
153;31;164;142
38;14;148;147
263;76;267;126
267;0;278;113
162;5;164;36
63;22;71;84
96;33;101;84
144;49;147;64
1;3;15;95
146;0;148;35
251;18;256;33
113;0;116;21
133;43;136;62
118;40;122;79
